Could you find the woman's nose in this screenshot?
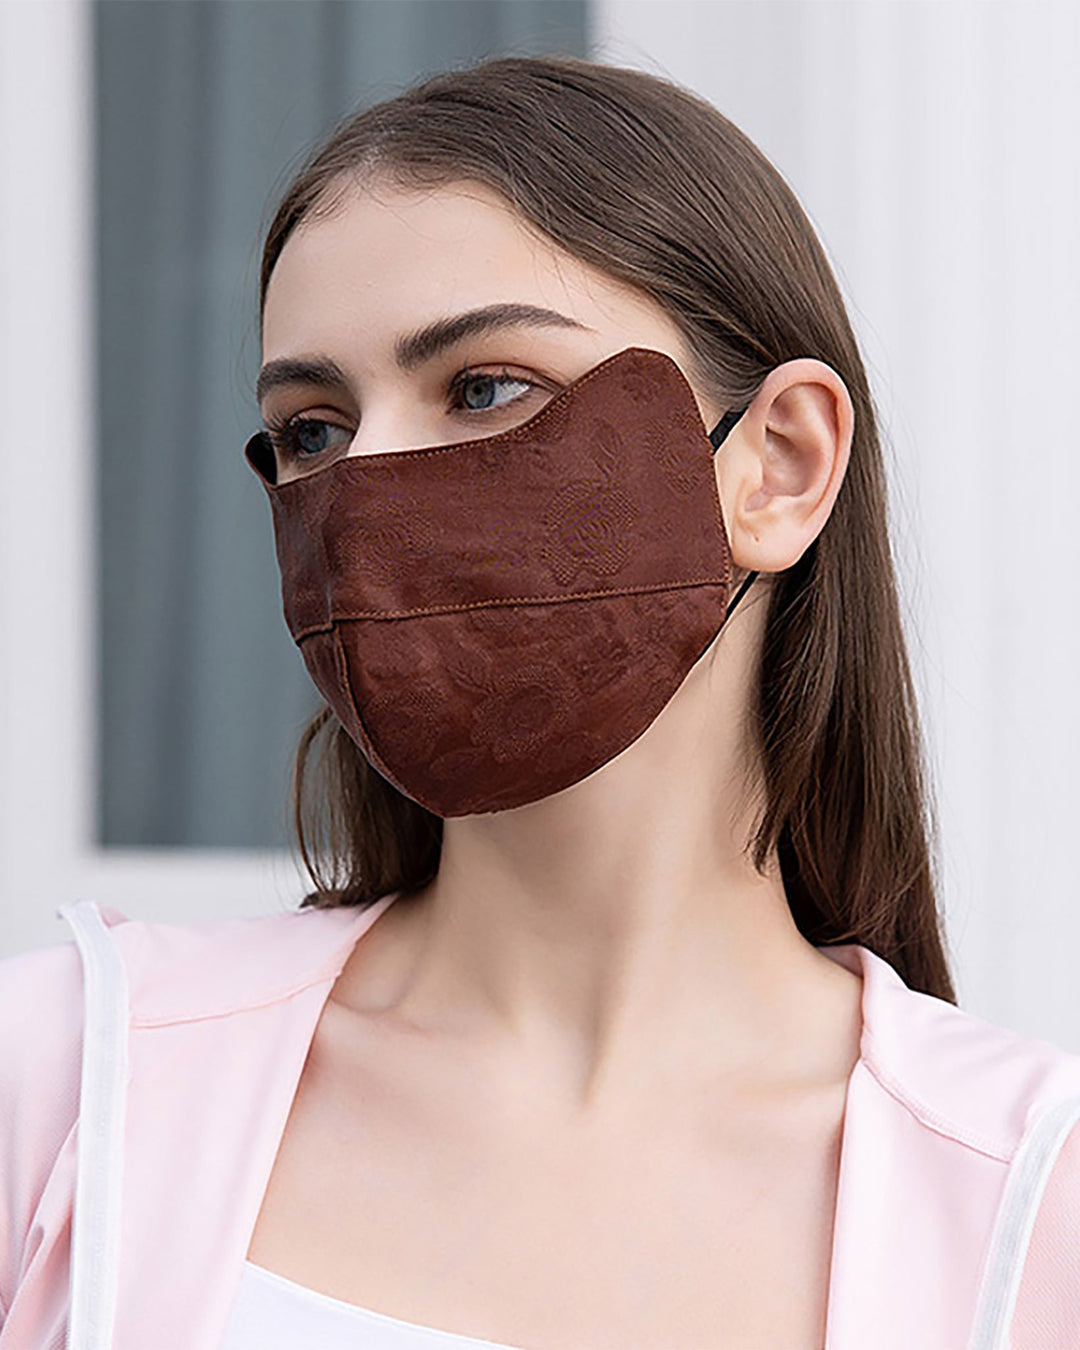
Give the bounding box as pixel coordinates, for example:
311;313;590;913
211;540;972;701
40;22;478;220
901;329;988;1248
343;400;448;457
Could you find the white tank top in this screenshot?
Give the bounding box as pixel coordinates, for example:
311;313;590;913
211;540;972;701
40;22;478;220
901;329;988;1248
218;1259;527;1349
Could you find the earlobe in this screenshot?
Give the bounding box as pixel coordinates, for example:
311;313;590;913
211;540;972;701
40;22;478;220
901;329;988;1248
715;359;853;573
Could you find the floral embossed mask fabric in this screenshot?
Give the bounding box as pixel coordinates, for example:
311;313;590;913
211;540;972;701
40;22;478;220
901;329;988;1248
244;345;750;817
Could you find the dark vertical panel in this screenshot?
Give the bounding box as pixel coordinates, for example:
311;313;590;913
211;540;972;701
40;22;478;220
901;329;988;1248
95;0;588;847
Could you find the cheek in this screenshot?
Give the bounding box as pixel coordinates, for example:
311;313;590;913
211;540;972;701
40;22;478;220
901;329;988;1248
712;452;766;561
713;457;737;531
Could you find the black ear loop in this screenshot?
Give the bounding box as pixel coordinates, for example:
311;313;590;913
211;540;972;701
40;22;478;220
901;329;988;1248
708;405;758;620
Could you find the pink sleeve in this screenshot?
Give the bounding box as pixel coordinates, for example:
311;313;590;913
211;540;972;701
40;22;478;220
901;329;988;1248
1011;1118;1080;1349
0;939;84;1323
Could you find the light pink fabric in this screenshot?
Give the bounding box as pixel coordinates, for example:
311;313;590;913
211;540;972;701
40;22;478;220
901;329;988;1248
1;894;1079;1350
1011;1118;1080;1346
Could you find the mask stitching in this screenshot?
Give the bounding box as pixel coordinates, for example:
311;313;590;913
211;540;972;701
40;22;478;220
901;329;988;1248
329;626;447;815
326;626;443;809
291;576;730;640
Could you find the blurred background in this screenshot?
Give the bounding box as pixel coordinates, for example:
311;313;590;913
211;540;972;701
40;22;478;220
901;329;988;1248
1;0;1078;1047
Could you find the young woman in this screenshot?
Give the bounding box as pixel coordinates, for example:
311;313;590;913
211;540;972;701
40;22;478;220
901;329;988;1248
3;54;1079;1350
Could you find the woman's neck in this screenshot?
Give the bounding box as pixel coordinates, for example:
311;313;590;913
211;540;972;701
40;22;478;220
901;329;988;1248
329;617;863;1117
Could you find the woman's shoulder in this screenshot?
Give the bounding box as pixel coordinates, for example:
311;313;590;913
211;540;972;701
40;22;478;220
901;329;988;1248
3;899;381;1031
0;900;379;1321
0;934;87;1316
0;901;374;1259
830;945;1080;1345
844;942;1080;1158
0;931;86;1105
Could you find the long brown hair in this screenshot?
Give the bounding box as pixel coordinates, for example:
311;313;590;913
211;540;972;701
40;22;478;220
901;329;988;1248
257;55;956;1003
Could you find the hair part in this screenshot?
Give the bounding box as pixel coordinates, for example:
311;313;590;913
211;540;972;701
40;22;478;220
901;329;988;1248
259;54;955;1003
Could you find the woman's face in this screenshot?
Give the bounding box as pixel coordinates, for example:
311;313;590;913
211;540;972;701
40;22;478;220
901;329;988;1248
258;177;722;485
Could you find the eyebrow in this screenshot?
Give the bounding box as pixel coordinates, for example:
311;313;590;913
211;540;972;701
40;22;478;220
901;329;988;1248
255;302;592;403
255;356;348;405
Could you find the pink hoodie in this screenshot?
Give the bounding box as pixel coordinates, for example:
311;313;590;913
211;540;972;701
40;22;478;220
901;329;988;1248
1;895;1079;1350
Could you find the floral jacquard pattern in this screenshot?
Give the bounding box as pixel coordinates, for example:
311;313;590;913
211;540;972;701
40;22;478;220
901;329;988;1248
618;361;674;406
328;583;723;815
641;412;711;497
538;478;638;586
467;663;578;762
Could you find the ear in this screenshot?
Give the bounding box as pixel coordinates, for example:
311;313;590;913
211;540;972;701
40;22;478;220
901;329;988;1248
713;358;854;573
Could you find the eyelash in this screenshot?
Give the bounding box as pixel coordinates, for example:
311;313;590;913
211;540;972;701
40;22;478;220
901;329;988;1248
263;366;541;461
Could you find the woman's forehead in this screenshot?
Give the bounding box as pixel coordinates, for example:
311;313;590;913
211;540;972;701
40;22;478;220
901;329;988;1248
265;180;573;311
260;179;676;365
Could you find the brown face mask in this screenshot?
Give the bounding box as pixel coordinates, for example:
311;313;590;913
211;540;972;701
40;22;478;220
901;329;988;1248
244;345;753;817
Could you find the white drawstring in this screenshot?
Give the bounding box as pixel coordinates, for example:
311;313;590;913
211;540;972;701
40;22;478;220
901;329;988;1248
967;1091;1080;1349
57;900;130;1350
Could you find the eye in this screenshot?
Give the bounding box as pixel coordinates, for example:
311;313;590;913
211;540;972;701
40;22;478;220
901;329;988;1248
449;368;539;415
264;415;353;463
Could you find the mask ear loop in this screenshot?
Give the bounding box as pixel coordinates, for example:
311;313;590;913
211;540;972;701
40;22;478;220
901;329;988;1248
708;404;759;620
708;405;747;452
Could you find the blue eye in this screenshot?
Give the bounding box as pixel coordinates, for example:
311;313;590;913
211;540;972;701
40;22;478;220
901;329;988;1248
451;369;535;414
266;417;352;462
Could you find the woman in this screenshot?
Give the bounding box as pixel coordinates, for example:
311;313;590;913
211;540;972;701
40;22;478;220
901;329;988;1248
3;55;1079;1350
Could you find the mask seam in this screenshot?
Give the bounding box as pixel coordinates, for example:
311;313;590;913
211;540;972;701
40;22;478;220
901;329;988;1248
292;576;730;640
329;627;445;815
